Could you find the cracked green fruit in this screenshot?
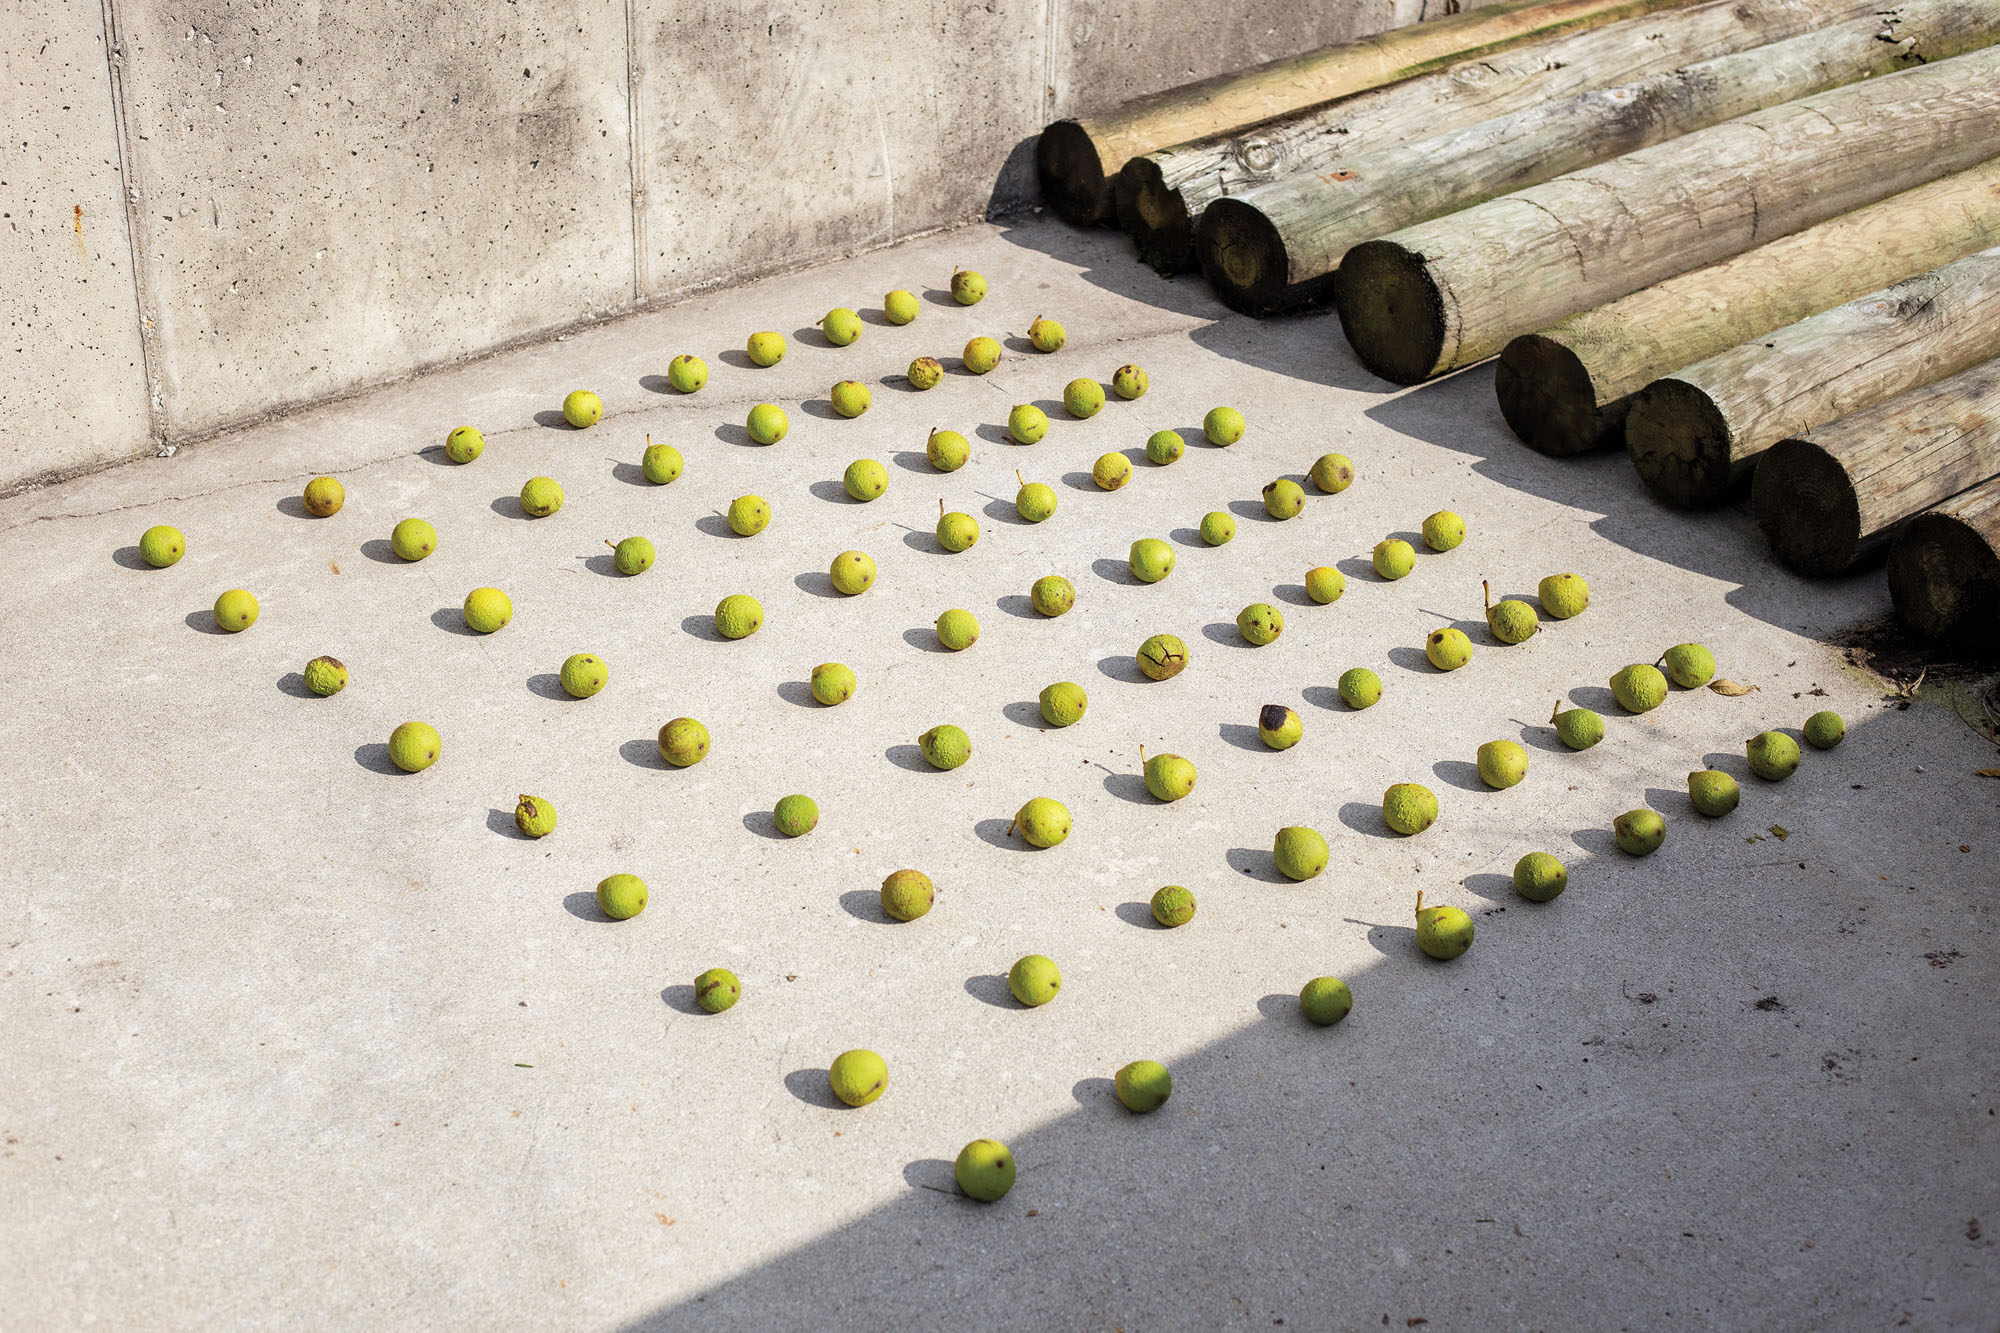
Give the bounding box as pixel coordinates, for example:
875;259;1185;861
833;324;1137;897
1112;364;1149;400
927;429;970;472
514;794;557;838
1310;453;1355;493
213;588;258;631
562;390;603;428
831;380;872;418
920;724;972;771
610;536;654;575
560;652;608;698
1008;954;1062;1005
714;594;764;639
963;337;1002;374
955;1139;1014;1202
445;426;485;464
1422;510;1465;551
658;717;710;766
1011;798;1071;848
820;308;862;346
1150;885;1195;926
388;720;441;773
884;289;919;325
1262;479;1305;519
1687;769;1739;817
880;869;934;921
1093;452;1132;490
695;967;740;1012
951;268;988;305
1382;782;1438;835
936;505;980;552
1484;581;1538;644
1373;539;1415;579
463;587;512;634
1415;892;1473;959
1027;315;1066;352
1063;378;1104;418
727;494;771;536
774;794;819;837
1305;567;1345;604
843;459;887;501
1299;976;1353;1025
1130;538;1175;583
1031;575;1074;617
1538;572;1590;619
1115;1060;1172;1112
1137;634;1188;681
830;550;877;596
302;655;347;696
1259;704;1302;750
907;356;944;390
810;662;856;706
667;354;707;393
1238;602;1284;645
1611;663;1668;713
1008;404;1048;444
829;1049;888;1106
520;476;564;517
1660;642;1716;688
1200;511;1236;546
746;331;787;366
1425;627;1472;670
302;476;345;517
1614;808;1665;856
596;873;646;919
1146;430;1185;465
1204;407;1246;445
935;607;980;650
1551;702;1604;750
746;404;789;445
1803;711;1845;749
1142;746;1196;802
1337;667;1381;709
1273;825;1329;881
1513;852;1566;902
642;439;683;484
139;525;185;567
1039;681;1087;727
1747;730;1800;781
1476;740;1527;789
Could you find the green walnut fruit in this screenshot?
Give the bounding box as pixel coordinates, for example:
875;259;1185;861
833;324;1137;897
830;550;877;596
1149;885;1195;926
927;428;970;472
658;717;710;766
936;507;980;553
520;476;564;517
1115;1060;1172;1113
1373;539;1415;579
1305;567;1345;604
1310;453;1356;494
1422;510;1466;552
1661;643;1716;689
1263;479;1305;520
560;652;608;698
1130;538;1175;583
951;268;987;305
963;336;1002;374
1804;711;1845;749
955;1139;1014;1202
1538;572;1590;619
1611;664;1668;713
880;869;935;921
1237;603;1284;645
213;589;259;632
1551;702;1604;750
514;794;557;838
820;308;862;346
445;426;485;464
642;440;684;484
1142;747;1196;802
1200;512;1236;546
714;594;764;639
139;525;186;567
1747;730;1801;780
1008;954;1062;1006
907;356;944;390
1614;808;1666;856
920;723;972;771
1484;581;1538;644
1093;452;1133;491
831;380;872;418
1031;575;1074;617
1476;740;1527;790
1063;378;1105;418
1145;430;1185;466
935;607;980;650
1112;364;1148;400
1426;628;1473;671
667;354;707;394
810;662;856;706
1039;681;1087;727
1299;976;1353;1026
843;459;888;501
463;587;513;634
1513;852;1566;902
1415;892;1474;959
562;390;603;429
1382;782;1439;835
884;289;920;325
1008;404;1048;444
828;1049;888;1107
774;793;819;837
1137;634;1188;681
1687;769;1740;817
1204;406;1246;445
1011;798;1071;848
746;331;787;367
1028;315;1067;352
1337;667;1381;709
596;873;647;919
388;720;441;773
1273;825;1330;881
302;655;347;696
694;967;740;1013
1258;704;1303;750
609;536;655;575
727;494;771;536
746;403;789;445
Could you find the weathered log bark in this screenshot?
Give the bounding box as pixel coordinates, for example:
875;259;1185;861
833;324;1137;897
1496;160;2000;456
1036;0;1697;227
1753;360;2000;576
1199;0;1981;308
1626;248;2000;509
1330;47;2000;386
1128;0;1886;278
1887;476;2000;652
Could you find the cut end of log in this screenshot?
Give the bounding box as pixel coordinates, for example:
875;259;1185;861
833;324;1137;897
1333;240;1449;385
1495;334;1625;456
1198;197;1296;316
1114;158;1195;275
1625;378;1741;510
1752;438;1864;577
1037;121;1112;227
1888;493;2000;652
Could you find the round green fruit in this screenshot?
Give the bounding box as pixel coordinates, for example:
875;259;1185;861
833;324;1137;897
139;525;185;567
596;873;647;919
1299;976;1353;1025
1008;954;1062;1006
388;720;441;773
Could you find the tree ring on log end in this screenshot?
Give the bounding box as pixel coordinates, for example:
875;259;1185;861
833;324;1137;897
1333;240;1449;386
1038;121;1110;227
1625;378;1738;510
1754;439;1863;577
1198;198;1291;316
1496;334;1614;457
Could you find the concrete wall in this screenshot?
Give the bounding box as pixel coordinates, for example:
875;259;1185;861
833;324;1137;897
0;0;1447;491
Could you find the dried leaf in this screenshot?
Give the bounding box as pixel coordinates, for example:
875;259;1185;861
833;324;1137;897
1709;679;1758;696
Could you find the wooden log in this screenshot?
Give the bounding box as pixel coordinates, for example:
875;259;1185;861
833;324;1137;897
1753;360;2000;576
1330;46;2000;386
1887;476;2000;652
1497;160;2000;456
1626;248;2000;509
1036;0;1698;227
1127;0;1884;278
1199;0;1980;309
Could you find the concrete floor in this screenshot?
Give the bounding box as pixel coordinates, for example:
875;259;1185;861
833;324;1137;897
2;215;1995;1330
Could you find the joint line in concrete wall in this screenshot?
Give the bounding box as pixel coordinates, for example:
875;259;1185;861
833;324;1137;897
96;0;165;447
624;0;648;298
